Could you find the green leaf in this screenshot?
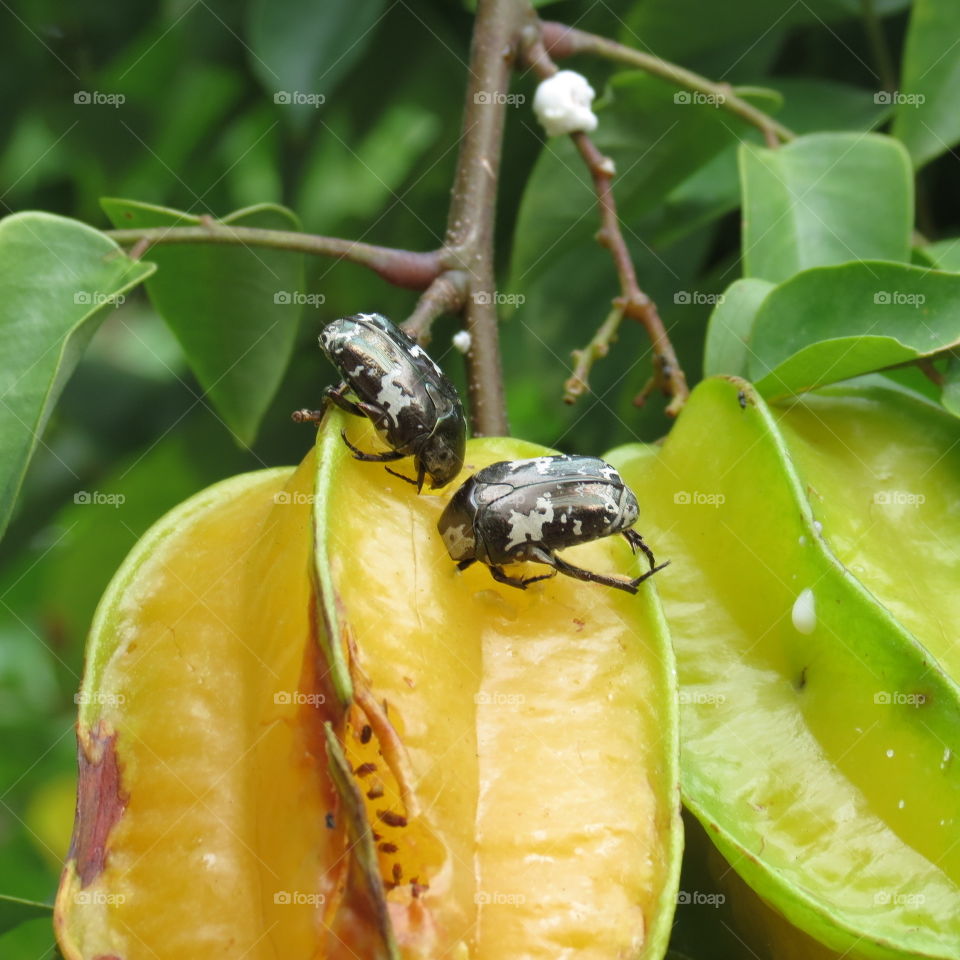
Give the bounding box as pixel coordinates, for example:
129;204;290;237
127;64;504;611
100;199;305;446
942;357;960;418
740;133;913;284
0;895;51;935
0;212;154;541
891;0;960;167
747;261;960;398
923;237;960;272
510;72;778;292
703;278;774;377
247;0;387;128
650;79;889;249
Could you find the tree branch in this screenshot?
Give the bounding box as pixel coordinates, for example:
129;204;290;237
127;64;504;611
440;0;530;436
539;20;794;149
524;33;689;415
106;225;443;290
401;270;469;344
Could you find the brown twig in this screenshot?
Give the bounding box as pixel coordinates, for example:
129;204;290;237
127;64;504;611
525;33;689;415
439;0;530;436
401;270;469;345
539;21;794;149
107;224;443;291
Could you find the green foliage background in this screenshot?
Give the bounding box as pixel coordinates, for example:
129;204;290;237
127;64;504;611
0;0;958;955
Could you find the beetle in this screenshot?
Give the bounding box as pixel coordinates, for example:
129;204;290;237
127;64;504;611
293;313;466;491
437;455;669;594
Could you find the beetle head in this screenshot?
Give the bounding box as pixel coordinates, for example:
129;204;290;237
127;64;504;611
420;404;467;489
437;484;477;561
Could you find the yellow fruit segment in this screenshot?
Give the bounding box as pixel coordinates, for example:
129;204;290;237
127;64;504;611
318;419;681;960
57;460;340;960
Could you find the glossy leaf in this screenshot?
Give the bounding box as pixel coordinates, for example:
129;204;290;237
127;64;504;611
740;133;912;283
891;0;960;167
608;377;960;960
247;0;387;128
0;896;52;935
746;261;960;399
0;212;154;540
703;278;773;376
943;357;960;418
101;199;304;446
923;237;960;272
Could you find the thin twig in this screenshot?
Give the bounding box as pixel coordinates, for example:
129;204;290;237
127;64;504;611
401;270;469;344
525;33;689;415
107;225;443;290
539;21;794;149
564;305;623;403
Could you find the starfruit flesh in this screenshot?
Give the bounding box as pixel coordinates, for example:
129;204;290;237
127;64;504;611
56;411;682;960
607;377;960;960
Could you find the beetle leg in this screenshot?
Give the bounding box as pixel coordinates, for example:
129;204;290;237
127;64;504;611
537;548;667;595
622;529;658;571
340;431;407;463
385;466;419;486
488;565;535;590
291;408;325;423
456;558;477;572
323;382;366;417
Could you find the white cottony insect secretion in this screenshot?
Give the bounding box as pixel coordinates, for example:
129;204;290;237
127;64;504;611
533;71;598;137
452;330;472;354
792;588;817;635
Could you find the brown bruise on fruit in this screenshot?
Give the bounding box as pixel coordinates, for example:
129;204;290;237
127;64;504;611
70;724;127;887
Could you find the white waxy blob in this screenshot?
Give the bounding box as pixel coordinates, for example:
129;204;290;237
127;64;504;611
452;330;472;354
792;588;816;635
813;520;823;535
533;70;598;137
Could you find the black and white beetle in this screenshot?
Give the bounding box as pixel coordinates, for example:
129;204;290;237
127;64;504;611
293;313;466;491
437;455;669;594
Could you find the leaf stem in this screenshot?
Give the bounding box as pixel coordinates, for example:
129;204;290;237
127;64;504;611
539;20;794;149
106;225;443;291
